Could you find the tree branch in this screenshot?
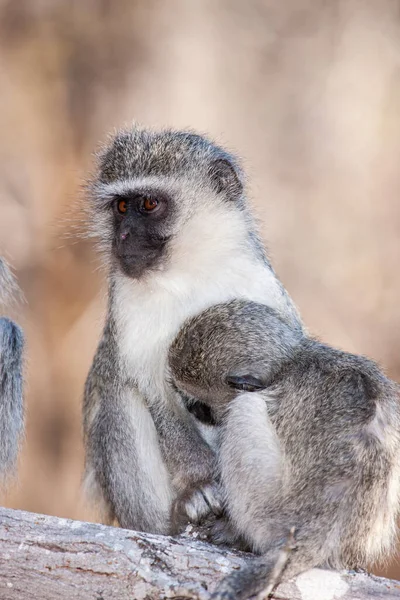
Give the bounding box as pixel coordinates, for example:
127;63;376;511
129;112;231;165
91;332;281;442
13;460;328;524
0;507;399;599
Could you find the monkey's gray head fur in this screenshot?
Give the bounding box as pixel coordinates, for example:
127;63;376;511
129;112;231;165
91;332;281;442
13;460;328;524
88;125;263;279
169;300;302;421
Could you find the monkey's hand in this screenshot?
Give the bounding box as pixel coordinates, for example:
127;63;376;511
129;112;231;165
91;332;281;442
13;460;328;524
207;515;251;551
171;478;223;534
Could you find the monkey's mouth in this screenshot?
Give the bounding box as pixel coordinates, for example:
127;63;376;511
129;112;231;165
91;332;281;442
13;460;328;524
115;249;166;280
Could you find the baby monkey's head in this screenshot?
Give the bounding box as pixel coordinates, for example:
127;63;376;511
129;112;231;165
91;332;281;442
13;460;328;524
169;300;302;423
89;125;249;279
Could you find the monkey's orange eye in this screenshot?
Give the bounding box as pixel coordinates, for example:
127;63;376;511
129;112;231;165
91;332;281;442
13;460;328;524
141;197;159;212
117;200;127;214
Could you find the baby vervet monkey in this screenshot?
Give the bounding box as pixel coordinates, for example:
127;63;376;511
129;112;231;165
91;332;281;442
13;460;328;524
0;259;24;483
83;125;303;533
168;300;400;600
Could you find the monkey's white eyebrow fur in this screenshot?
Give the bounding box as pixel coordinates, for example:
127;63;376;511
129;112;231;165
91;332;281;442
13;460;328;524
92;176;178;207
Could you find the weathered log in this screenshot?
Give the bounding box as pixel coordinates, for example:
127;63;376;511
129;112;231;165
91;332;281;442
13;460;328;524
0;507;399;600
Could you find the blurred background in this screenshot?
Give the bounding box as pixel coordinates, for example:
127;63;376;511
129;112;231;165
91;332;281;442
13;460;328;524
0;0;399;579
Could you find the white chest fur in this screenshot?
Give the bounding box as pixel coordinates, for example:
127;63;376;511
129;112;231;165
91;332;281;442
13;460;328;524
114;251;290;401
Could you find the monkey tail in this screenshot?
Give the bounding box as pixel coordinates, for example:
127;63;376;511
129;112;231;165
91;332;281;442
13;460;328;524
211;526;306;600
0;317;24;479
211;548;288;600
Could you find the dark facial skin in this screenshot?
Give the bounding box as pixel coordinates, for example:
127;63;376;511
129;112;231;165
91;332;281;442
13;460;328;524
111;188;173;279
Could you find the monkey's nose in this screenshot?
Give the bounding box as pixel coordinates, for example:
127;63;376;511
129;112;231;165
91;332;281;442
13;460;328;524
120;231;129;241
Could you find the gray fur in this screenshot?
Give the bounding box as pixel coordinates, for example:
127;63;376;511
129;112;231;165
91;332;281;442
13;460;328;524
83;125;302;534
0;259;24;481
168;300;400;599
0;258;19;306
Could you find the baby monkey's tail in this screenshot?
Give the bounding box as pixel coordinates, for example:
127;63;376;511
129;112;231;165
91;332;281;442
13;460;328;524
211;528;298;600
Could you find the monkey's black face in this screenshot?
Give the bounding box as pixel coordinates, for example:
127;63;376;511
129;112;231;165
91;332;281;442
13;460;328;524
111;189;173;279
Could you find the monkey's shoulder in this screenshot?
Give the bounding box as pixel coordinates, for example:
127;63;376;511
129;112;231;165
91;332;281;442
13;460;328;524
278;340;397;423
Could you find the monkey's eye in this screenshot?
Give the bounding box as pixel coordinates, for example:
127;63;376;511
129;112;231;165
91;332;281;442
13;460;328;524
117;199;128;214
139;197;159;213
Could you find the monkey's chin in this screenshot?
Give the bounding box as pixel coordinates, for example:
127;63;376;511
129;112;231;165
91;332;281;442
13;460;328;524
116;255;161;280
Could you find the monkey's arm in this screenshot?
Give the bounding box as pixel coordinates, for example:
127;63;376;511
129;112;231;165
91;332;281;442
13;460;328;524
83;373;174;535
149;396;222;532
0;317;24;480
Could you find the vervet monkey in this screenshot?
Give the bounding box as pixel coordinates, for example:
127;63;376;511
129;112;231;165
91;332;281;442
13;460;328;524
168;299;400;599
83;125;303;533
0;259;24;481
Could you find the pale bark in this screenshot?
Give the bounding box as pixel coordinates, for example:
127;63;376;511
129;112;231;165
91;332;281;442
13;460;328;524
0;507;399;599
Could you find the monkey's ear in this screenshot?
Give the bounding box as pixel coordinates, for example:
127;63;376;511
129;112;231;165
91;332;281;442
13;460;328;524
225;374;266;392
209;158;243;199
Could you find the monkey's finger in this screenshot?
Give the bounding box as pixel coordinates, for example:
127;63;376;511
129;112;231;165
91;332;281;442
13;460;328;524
210;518;250;550
184;489;211;522
201;483;223;516
183;483;223;523
210;517;234;545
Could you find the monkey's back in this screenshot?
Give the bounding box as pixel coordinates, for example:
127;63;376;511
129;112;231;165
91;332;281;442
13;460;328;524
268;339;400;567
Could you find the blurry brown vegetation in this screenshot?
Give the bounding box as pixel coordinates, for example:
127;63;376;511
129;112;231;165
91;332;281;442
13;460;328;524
0;0;399;580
